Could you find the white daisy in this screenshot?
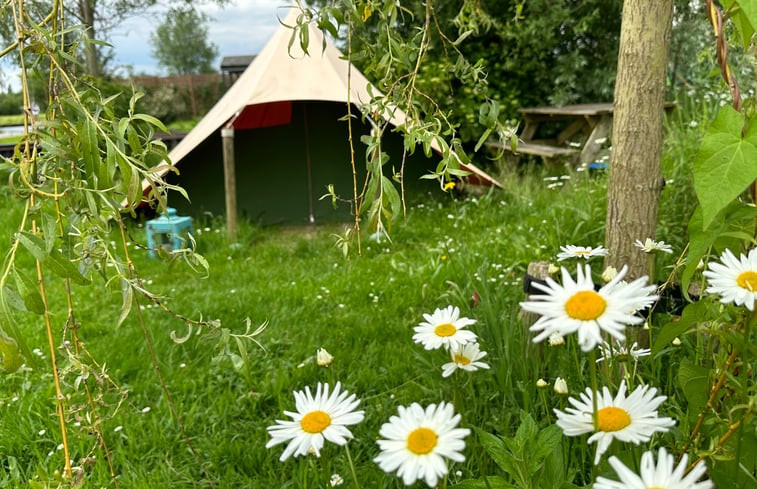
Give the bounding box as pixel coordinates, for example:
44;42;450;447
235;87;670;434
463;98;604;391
374;401;470;487
441;342;490;377
329;473;345;487
553;377;569;394
703;248;757;310
413;306;477;350
554;381;675;465
316;348;334;367
594;447;713;489
520;264;657;352
556;245;609;261
634;238;674;254
266;382;364;461
596;340;650;363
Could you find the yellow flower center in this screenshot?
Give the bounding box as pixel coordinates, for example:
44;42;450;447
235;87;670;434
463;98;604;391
454;354;471;365
300;410;331;434
435;323;457;337
407;427;438;455
565;290;607;321
596;406;631;432
576;250;591;255
737;270;757;291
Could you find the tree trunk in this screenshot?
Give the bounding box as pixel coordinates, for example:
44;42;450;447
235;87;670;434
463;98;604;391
78;0;100;76
604;0;673;280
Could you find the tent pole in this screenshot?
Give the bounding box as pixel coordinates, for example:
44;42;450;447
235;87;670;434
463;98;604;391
221;126;238;241
303;104;315;224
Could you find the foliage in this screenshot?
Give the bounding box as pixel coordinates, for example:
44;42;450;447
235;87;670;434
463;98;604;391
150;6;219;76
0;90;23;115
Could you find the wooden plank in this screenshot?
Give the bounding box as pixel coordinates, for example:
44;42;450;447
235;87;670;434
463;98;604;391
487;141;578;158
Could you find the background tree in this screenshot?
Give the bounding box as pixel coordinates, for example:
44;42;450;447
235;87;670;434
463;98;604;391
150;6;219;75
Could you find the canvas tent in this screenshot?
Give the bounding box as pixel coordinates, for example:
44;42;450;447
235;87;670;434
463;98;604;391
151;10;500;225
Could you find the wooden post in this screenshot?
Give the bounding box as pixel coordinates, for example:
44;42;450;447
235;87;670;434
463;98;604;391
221;127;238;241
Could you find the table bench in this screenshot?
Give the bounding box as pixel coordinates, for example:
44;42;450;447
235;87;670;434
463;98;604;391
497;102;674;165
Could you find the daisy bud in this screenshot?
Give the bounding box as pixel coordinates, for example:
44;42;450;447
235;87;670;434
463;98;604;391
554;377;569;394
548;332;565;347
536;378;548;388
316;348;334;367
601;266;618;283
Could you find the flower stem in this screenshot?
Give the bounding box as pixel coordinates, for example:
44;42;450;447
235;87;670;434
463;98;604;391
589;349;599;431
344;443;361;489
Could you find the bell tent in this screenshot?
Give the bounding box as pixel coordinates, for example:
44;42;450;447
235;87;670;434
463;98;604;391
154;10;499;225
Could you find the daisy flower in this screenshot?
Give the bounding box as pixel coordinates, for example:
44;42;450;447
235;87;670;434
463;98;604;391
441;342;490;377
596;340;650;363
594;447;713;489
703;248;757;310
554;381;674;465
556;245;609;261
374;401;470;487
316;348;334;367
413;306;477;350
266;382;364;461
520;264;657;352
634;238;674;254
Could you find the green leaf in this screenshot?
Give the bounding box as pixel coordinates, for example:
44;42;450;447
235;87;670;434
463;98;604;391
80;117;100;188
17;232;90;285
475;428;515;476
16;232;47;262
0;330;22;373
513;411;538;450
652;300;709;356
451;476;516;489
693;106;757;229
2;285;27;313
117;278;133;327
40;214;57;253
47;248;90;285
13;267;45;315
532;425;562;466
132;113;168;133
678;359;710;415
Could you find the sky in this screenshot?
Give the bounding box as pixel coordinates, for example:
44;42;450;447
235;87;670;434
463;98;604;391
0;0;291;89
109;0;290;77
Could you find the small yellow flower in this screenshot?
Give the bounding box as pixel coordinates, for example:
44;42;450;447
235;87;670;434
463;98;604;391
443;181;456;191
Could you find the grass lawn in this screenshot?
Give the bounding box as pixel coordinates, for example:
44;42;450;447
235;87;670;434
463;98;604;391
0;96;729;487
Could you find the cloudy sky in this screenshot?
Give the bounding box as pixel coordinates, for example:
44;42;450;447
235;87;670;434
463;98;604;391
109;0;291;77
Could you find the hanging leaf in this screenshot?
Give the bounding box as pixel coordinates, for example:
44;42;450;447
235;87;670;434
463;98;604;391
80;117;101;188
693;106;757;229
0;330;22;374
13;267;45;315
117;278;133;327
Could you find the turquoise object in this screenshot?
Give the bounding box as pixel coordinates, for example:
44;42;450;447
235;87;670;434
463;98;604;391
145;208;193;257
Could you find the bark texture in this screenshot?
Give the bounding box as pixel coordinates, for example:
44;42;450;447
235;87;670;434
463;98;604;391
605;0;674;280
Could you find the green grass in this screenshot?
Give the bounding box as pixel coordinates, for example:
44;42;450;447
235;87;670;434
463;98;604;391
0;115;25;126
0;95;716;487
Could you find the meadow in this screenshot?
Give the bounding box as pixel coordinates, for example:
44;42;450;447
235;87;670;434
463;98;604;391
0;93;744;488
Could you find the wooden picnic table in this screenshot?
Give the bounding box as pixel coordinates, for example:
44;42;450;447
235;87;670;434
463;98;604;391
489;102;674;165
